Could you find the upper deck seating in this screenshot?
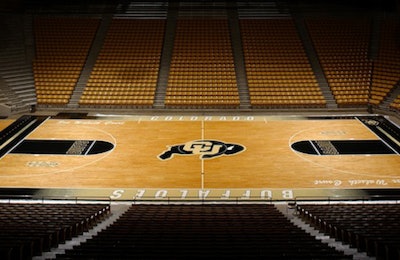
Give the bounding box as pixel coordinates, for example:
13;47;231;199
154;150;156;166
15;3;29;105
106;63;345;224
165;19;240;108
240;19;326;108
79;19;165;107
391;92;400;111
33;17;99;105
306;17;372;107
374;18;400;110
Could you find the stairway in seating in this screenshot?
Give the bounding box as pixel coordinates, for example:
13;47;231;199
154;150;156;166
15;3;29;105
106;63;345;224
293;15;337;109
67;14;113;109
380;81;400;110
0;14;36;114
55;204;353;259
368;14;382;61
227;1;251;109
153;1;178;109
275;203;374;260
36;203;130;260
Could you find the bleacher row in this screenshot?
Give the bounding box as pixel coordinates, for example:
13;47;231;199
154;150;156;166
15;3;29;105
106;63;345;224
31;16;400;110
33;17;100;105
80;19;165;107
297;203;400;260
55;204;351;259
165;19;240;108
306;18;372;107
3;202;400;259
0;203;110;260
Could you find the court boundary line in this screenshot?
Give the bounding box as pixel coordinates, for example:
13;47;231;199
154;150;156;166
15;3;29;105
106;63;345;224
355;117;399;155
0;124;117;178
201;120;205;190
1;115;399;190
288;120;400;179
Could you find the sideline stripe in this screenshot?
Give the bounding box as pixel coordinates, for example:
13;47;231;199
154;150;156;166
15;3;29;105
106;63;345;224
356;117;399;155
0;120;37;151
376;126;400;155
201;120;205;190
0;116;49;159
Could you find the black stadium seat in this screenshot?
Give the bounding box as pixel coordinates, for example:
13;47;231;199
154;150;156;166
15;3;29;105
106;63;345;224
56;204;351;259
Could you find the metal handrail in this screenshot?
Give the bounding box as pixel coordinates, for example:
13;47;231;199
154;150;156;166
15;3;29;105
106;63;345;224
130;196;274;205
294;195;400;204
1;194;400;204
0;194;112;204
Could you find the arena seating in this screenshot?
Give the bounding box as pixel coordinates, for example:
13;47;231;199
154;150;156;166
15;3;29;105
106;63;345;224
29;13;400;112
0;203;110;260
240;18;326;108
33;17;100;105
296;203;400;259
56;204;351;259
306;17;372;107
371;18;400;106
391;94;400;111
165;19;240;108
375;18;400;110
79;19;165;107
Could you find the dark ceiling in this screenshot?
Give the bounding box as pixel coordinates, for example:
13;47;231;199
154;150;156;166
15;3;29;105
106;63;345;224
0;0;398;13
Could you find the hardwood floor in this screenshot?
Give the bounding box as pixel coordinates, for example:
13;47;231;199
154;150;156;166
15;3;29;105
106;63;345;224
0;115;399;200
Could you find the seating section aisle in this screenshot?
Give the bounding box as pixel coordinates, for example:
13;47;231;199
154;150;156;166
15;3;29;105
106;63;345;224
56;204;351;259
296;203;400;260
79;19;166;107
33;17;100;105
376;18;400;110
240;19;326;108
0;203;110;260
391;94;400;111
165;19;240;108
372;18;400;107
306;18;372;107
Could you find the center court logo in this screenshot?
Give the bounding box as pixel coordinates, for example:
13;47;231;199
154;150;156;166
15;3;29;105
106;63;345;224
158;140;246;160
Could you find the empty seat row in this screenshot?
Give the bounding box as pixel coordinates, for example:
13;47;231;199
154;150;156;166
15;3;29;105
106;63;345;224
0;203;110;260
80;19;165;107
33;17;100;105
306;17;373;107
240;18;326;108
296;203;400;259
56;204;350;259
165;19;239;108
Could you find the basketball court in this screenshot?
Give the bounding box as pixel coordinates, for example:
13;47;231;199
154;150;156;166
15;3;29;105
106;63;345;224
1;114;400;201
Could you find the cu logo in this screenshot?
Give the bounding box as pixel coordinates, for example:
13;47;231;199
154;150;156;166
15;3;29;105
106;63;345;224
183;141;223;156
158;139;245;160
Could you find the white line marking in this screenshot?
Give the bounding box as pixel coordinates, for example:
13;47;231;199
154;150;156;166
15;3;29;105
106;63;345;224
84;140;96;155
201;160;205;190
201;120;205;190
201;120;205;140
0;125;117;178
0;119;37;151
309;140;321;155
0;117;50;159
355;117;399;155
288;122;399;179
376;126;400;155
